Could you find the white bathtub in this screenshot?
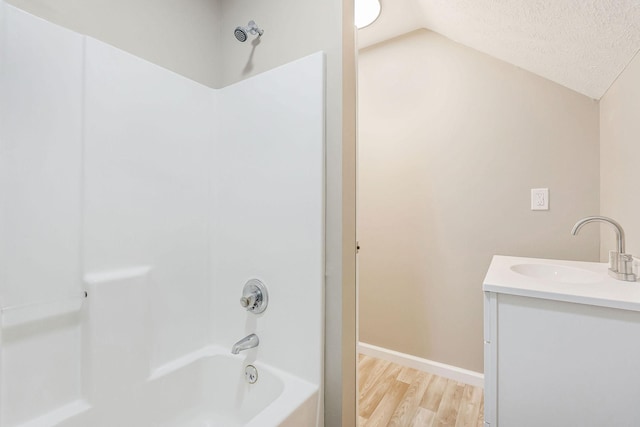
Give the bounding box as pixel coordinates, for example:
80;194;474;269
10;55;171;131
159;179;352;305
19;346;319;427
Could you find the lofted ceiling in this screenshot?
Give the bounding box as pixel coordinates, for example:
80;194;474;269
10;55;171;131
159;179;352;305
358;0;640;99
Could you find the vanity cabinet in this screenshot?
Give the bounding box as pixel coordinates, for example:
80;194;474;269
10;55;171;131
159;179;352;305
483;256;640;427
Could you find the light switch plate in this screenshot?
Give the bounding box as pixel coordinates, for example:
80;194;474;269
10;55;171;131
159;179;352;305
531;188;549;210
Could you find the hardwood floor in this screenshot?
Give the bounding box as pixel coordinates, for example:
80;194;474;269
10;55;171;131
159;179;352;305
358;355;484;427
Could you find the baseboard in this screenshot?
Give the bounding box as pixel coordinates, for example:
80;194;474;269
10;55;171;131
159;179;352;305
358;342;484;388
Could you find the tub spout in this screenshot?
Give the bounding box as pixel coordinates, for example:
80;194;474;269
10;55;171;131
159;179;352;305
231;333;259;354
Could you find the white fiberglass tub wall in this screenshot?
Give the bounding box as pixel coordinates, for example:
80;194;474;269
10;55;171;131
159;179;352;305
213;56;324;388
0;3;324;426
0;5;85;425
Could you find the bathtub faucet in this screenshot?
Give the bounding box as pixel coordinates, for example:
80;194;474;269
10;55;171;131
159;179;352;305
231;333;259;354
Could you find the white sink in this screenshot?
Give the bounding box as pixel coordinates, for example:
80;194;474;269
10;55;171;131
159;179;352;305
485;256;640;313
510;263;602;284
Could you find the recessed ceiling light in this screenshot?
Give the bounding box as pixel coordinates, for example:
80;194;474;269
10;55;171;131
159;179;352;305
355;0;381;29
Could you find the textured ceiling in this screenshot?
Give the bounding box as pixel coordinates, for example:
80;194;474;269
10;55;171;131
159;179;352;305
358;0;640;99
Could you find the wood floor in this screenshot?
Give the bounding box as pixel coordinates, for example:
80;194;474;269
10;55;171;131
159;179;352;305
358;355;484;427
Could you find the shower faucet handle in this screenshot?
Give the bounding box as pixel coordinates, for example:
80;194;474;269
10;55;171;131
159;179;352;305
239;279;268;314
239;294;255;308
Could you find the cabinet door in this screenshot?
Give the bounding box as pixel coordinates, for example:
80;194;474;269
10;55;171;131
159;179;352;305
496;294;640;427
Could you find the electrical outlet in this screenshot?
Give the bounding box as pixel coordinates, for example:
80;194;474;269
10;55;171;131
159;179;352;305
531;188;549;210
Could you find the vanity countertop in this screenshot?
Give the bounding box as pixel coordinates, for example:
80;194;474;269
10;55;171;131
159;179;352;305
483;255;640;312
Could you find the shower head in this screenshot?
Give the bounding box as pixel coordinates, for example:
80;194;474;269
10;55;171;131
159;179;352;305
234;20;264;42
234;27;248;42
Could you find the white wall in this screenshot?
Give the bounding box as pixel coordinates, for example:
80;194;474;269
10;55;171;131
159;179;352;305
358;30;600;373
0;6;83;425
0;2;83;312
600;51;640;260
212;53;325;385
219;0;340;87
2;0;355;424
5;0;222;88
0;6;216;423
218;1;355;424
0;6;326;426
83;36;214;378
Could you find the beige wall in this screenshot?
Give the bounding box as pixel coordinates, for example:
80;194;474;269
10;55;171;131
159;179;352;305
6;0;222;87
5;1;358;425
340;2;358;426
600;52;640;260
357;30;600;373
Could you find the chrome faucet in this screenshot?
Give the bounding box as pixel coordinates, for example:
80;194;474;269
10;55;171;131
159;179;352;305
571;216;636;282
231;333;259;354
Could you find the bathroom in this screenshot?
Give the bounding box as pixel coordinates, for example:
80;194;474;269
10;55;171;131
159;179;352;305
1;0;640;426
0;0;346;425
356;0;640;425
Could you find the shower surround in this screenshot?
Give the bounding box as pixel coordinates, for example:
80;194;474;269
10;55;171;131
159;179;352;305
0;4;324;426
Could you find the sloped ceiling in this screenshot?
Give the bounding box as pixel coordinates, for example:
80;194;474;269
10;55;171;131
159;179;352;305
358;0;640;99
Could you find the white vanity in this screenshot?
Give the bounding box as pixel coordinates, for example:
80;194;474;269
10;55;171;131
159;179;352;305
483;255;640;427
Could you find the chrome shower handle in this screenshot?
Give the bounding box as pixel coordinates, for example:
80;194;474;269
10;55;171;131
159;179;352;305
239;279;268;313
240;294;256;308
